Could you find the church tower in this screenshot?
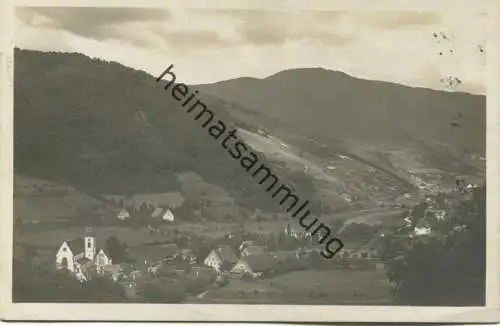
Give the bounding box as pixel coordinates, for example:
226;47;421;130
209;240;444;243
84;227;96;261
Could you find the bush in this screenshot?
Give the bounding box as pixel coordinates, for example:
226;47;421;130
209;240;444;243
12;259;127;303
241;273;254;281
384;186;486;305
185;279;209;294
137;281;185;303
216;277;230;287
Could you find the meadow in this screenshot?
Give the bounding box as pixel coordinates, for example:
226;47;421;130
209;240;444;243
204;269;392;305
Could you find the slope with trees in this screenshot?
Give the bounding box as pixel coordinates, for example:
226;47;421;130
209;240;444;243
380;185;486;305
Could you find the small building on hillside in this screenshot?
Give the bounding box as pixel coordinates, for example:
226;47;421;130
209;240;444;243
241;245;267;257
117;209;130;220
151;207;175;222
231;253;278;278
414;219;432;236
257;128;269;137
204;245;238;271
176;249;197;264
284;224;311;240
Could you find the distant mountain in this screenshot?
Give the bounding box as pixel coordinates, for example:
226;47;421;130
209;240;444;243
14;49;486;218
197;67;486;182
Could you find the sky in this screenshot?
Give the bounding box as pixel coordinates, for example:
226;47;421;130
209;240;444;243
15;7;488;94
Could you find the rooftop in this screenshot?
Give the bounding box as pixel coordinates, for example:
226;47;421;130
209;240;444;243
214;245;238;263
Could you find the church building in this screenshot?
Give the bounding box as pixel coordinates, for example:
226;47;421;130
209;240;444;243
55;230;112;281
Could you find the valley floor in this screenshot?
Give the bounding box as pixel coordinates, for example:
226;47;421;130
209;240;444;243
187;270;392;305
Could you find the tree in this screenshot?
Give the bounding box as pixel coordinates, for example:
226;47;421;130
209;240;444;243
383;186;486;305
12;258;127;303
185;279;209;294
105;236;127;264
219;260;233;273
138;202;150;221
137;281;185;303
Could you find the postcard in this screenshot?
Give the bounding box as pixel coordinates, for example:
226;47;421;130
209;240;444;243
1;0;499;322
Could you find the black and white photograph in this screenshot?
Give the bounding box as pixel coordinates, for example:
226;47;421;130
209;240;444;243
1;0;499;322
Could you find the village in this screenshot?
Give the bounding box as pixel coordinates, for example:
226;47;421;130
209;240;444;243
48;215;388;302
15;189;391;303
13;171;482;304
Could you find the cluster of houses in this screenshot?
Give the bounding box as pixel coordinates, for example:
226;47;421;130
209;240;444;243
116;206;175;222
55;224;386;289
103;193;183;223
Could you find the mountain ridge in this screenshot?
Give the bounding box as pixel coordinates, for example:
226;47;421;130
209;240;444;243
14;48;486;218
17;47;481;96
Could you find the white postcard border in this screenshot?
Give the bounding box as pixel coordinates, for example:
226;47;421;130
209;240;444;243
1;0;499;322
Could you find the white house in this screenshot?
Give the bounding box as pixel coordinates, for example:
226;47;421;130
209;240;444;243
231;253;277;279
151;207;175;222
55;234;112;281
204;245;238;271
117;209;130;220
414;226;432;236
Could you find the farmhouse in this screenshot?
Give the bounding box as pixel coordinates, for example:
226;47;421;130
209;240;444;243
55;232;112;281
414;219;432;236
231;253;278;278
117;209;130;220
427;208;447;221
204;245;238;271
238;240;254;251
151;207;175;222
284;224;311;239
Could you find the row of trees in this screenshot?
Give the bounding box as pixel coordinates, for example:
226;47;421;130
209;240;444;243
12;257;127;303
382;185;486;305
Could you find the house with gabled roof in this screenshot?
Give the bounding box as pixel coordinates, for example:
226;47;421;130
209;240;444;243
204;245;238;271
151;207;175;222
117;209;130;220
55;231;112;280
414;219;432;236
231;252;278;278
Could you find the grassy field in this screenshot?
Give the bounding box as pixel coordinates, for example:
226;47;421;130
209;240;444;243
204;269;392;304
14;205;402;249
14;195;104;221
16;226;173;248
15;219;287;249
102;192;185;209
